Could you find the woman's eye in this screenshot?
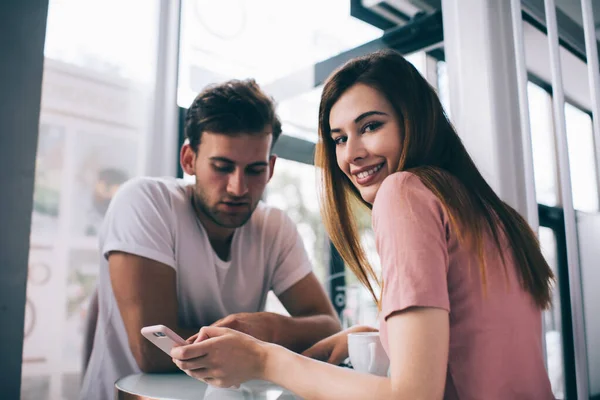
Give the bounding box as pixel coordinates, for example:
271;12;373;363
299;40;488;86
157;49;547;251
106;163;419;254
363;121;382;133
333;136;347;145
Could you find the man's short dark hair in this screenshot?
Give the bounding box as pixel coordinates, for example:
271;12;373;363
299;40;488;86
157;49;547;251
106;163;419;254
185;79;282;151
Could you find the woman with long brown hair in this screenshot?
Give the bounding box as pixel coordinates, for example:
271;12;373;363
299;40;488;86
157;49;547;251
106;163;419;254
171;49;555;399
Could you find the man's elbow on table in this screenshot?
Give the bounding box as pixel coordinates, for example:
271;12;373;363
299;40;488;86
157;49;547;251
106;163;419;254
131;340;175;373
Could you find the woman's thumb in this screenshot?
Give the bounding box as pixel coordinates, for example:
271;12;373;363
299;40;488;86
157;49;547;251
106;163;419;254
194;326;228;343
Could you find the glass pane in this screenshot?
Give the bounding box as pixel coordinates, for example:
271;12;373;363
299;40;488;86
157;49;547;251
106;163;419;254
528;82;560;207
22;1;162;399
265;159;325;281
277;85;323;143
44;0;159;83
178;0;382;141
264;159;326;313
341;206;380;329
565;103;599;212
540;227;566;399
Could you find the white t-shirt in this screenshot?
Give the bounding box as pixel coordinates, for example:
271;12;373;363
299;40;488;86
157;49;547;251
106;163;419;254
80;177;312;400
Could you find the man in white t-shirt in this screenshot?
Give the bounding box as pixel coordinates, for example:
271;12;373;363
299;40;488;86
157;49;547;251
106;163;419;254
80;79;340;400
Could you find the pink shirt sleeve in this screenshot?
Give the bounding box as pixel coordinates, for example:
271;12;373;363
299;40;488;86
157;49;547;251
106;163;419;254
372;172;451;321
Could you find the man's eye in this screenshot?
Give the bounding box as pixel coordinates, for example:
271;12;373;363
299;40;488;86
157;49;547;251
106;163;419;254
213;165;233;173
247;168;266;176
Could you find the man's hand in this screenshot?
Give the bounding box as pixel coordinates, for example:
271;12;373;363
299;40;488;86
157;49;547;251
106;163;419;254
302;325;378;365
205;312;278;343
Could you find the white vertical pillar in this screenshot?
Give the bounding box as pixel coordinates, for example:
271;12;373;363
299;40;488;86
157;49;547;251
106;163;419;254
146;0;181;177
581;0;600;213
510;0;539;231
543;0;589;398
581;0;600;394
441;0;532;218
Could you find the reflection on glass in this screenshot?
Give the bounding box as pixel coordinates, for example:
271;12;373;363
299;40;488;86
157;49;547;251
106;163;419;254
539;227;565;399
528;82;560;207
565;103;599;212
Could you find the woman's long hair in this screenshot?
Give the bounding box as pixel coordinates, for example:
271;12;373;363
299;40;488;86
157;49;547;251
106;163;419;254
315;49;554;309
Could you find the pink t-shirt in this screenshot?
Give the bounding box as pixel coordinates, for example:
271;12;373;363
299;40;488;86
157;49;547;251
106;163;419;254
373;172;554;399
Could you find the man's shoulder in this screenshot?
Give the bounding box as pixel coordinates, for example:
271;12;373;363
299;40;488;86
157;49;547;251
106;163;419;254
103;176;192;230
244;202;297;236
114;176;188;206
99;176;192;257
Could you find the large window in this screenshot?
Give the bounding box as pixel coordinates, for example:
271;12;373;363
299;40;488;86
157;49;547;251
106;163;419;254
526;81;599;213
22;1;162;399
437;70;579;399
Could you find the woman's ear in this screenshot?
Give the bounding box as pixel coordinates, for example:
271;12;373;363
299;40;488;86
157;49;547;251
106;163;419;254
180;143;197;176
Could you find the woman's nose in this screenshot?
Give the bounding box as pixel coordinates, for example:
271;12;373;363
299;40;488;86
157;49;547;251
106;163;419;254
343;136;368;164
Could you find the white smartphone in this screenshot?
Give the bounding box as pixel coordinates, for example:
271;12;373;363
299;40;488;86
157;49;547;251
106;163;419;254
141;324;187;355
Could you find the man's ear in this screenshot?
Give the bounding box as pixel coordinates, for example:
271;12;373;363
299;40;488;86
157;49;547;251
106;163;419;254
180;143;197;176
268;154;277;181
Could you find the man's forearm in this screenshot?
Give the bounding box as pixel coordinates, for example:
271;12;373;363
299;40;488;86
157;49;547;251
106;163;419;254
272;313;341;353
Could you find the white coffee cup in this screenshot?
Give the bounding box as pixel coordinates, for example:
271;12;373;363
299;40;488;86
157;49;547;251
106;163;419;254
347;332;390;376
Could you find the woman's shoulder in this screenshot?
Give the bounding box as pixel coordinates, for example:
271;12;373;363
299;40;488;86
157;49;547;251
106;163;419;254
372;171;449;229
374;171;436;207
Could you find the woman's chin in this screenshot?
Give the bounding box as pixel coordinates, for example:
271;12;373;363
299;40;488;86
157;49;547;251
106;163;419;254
355;174;388;205
359;187;377;205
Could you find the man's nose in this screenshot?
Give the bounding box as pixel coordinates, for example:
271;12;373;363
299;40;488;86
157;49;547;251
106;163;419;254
227;169;249;197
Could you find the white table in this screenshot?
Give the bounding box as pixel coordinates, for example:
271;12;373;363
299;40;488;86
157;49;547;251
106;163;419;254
115;372;302;399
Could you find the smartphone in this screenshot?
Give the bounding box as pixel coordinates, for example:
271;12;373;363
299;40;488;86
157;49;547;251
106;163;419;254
141;324;187;355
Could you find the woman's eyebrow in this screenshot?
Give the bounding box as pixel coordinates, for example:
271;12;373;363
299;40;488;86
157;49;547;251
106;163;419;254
330;110;388;134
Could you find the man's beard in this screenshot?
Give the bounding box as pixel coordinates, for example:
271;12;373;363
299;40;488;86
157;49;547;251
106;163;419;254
193;186;256;229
